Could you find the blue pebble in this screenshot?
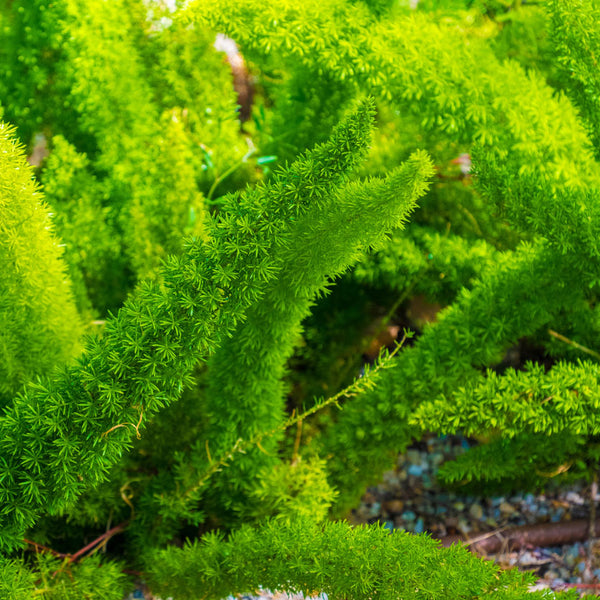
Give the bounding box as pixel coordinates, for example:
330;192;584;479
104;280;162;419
133;592;145;600
461;439;470;450
408;464;423;476
435;505;448;515
383;520;394;532
401;510;417;521
551;507;565;523
414;518;425;534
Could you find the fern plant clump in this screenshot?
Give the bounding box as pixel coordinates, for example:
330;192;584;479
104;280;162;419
0;0;597;597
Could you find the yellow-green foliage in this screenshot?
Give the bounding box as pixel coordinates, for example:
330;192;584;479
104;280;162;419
147;517;549;600
0;124;82;404
248;459;337;523
1;0;600;598
40;135;125;315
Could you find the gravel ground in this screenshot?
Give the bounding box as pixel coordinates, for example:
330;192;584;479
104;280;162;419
349;435;600;595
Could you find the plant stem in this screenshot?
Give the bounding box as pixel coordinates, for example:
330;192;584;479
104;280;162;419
548;329;600;361
183;335;408;498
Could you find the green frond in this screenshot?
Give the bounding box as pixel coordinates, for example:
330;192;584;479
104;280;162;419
147;517;536;600
0;123;83;405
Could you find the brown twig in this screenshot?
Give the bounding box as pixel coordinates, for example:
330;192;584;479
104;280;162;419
562;583;600;590
68;521;129;563
439;519;600;554
102;407;144;440
24;539;69;559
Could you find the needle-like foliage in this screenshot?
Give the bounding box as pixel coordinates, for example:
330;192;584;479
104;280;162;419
0;0;598;597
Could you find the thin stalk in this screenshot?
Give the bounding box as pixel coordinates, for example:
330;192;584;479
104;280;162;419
183;335;408;499
548;329;600;361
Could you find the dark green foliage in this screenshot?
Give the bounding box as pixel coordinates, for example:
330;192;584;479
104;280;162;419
0;554;129;600
435;434;589;492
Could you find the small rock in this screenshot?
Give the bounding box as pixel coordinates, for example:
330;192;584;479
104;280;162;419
406;449;421;465
457;517;471;534
566;491;585;505
408;464;423;477
401;510;416;521
363;492;377;504
469;503;484;520
518;551;536;566
551;507;565;523
383;472;400;487
383;499;404;514
367;502;381;517
382;520;394;532
414;518;425;534
411;484;424;496
446;516;458;529
565;553;577;568
431;453;444;466
558;567;571;580
499;502;515;516
453;501;465;511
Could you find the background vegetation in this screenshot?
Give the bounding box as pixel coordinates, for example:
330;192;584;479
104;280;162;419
0;0;598;597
